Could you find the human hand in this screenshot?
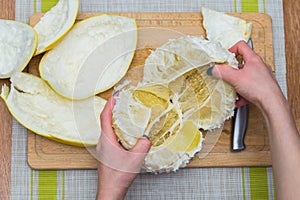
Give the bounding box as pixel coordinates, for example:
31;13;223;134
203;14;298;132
209;41;284;110
96;97;152;200
209;42;300;200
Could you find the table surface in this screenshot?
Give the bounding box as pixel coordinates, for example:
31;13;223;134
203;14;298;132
1;0;300;199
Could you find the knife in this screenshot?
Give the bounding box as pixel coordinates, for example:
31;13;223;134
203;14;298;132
232;39;253;151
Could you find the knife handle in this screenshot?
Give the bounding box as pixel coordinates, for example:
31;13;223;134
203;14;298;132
232;104;249;151
231;39;252;152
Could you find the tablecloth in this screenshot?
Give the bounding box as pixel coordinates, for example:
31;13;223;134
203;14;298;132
11;0;286;199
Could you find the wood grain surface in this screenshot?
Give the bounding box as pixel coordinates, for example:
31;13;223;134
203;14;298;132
27;12;274;169
0;0;14;199
283;0;300;123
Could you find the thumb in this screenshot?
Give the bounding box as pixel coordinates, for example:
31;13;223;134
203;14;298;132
211;64;239;85
130;137;152;154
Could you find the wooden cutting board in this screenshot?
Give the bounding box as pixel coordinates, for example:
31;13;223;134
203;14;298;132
27;12;273;169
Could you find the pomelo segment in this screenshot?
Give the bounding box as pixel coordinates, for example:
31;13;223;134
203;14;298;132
144;120;203;173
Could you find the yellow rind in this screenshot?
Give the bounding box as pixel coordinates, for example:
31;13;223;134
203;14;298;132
34;0;80;55
39;14;138;100
48;134;95;147
0;85;51;139
0;72;106;146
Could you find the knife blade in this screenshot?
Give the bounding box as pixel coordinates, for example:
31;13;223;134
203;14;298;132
232;39;253;151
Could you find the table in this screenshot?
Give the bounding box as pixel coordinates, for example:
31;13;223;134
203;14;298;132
1;0;299;199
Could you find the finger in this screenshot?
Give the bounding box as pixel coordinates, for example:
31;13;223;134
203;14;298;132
100;97;117;141
130;137;152;154
235;98;249;107
212;64;239;85
100;97;115;130
229;41;256;62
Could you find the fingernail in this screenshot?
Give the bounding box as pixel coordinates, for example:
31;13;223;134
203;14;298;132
142;134;149;139
206;66;213;76
112;90;119;96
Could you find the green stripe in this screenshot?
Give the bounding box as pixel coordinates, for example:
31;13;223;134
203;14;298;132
30;170;34;200
242;168;246;200
249;167;269;200
234;0;238;12
241;0;259;12
62;171;65;200
34;0;37;13
38;171;58;199
263;0;266;13
41;0;59;12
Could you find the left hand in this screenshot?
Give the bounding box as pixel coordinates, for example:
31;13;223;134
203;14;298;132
96;97;152;200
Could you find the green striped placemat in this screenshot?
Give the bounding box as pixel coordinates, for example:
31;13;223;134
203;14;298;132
12;0;285;199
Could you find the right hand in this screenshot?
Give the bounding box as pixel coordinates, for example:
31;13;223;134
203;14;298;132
211;41;284;109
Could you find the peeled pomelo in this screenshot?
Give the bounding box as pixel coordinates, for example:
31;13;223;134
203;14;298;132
0;72;106;146
112;36;238;173
33;0;79;55
39;14;137;99
0;19;37;78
